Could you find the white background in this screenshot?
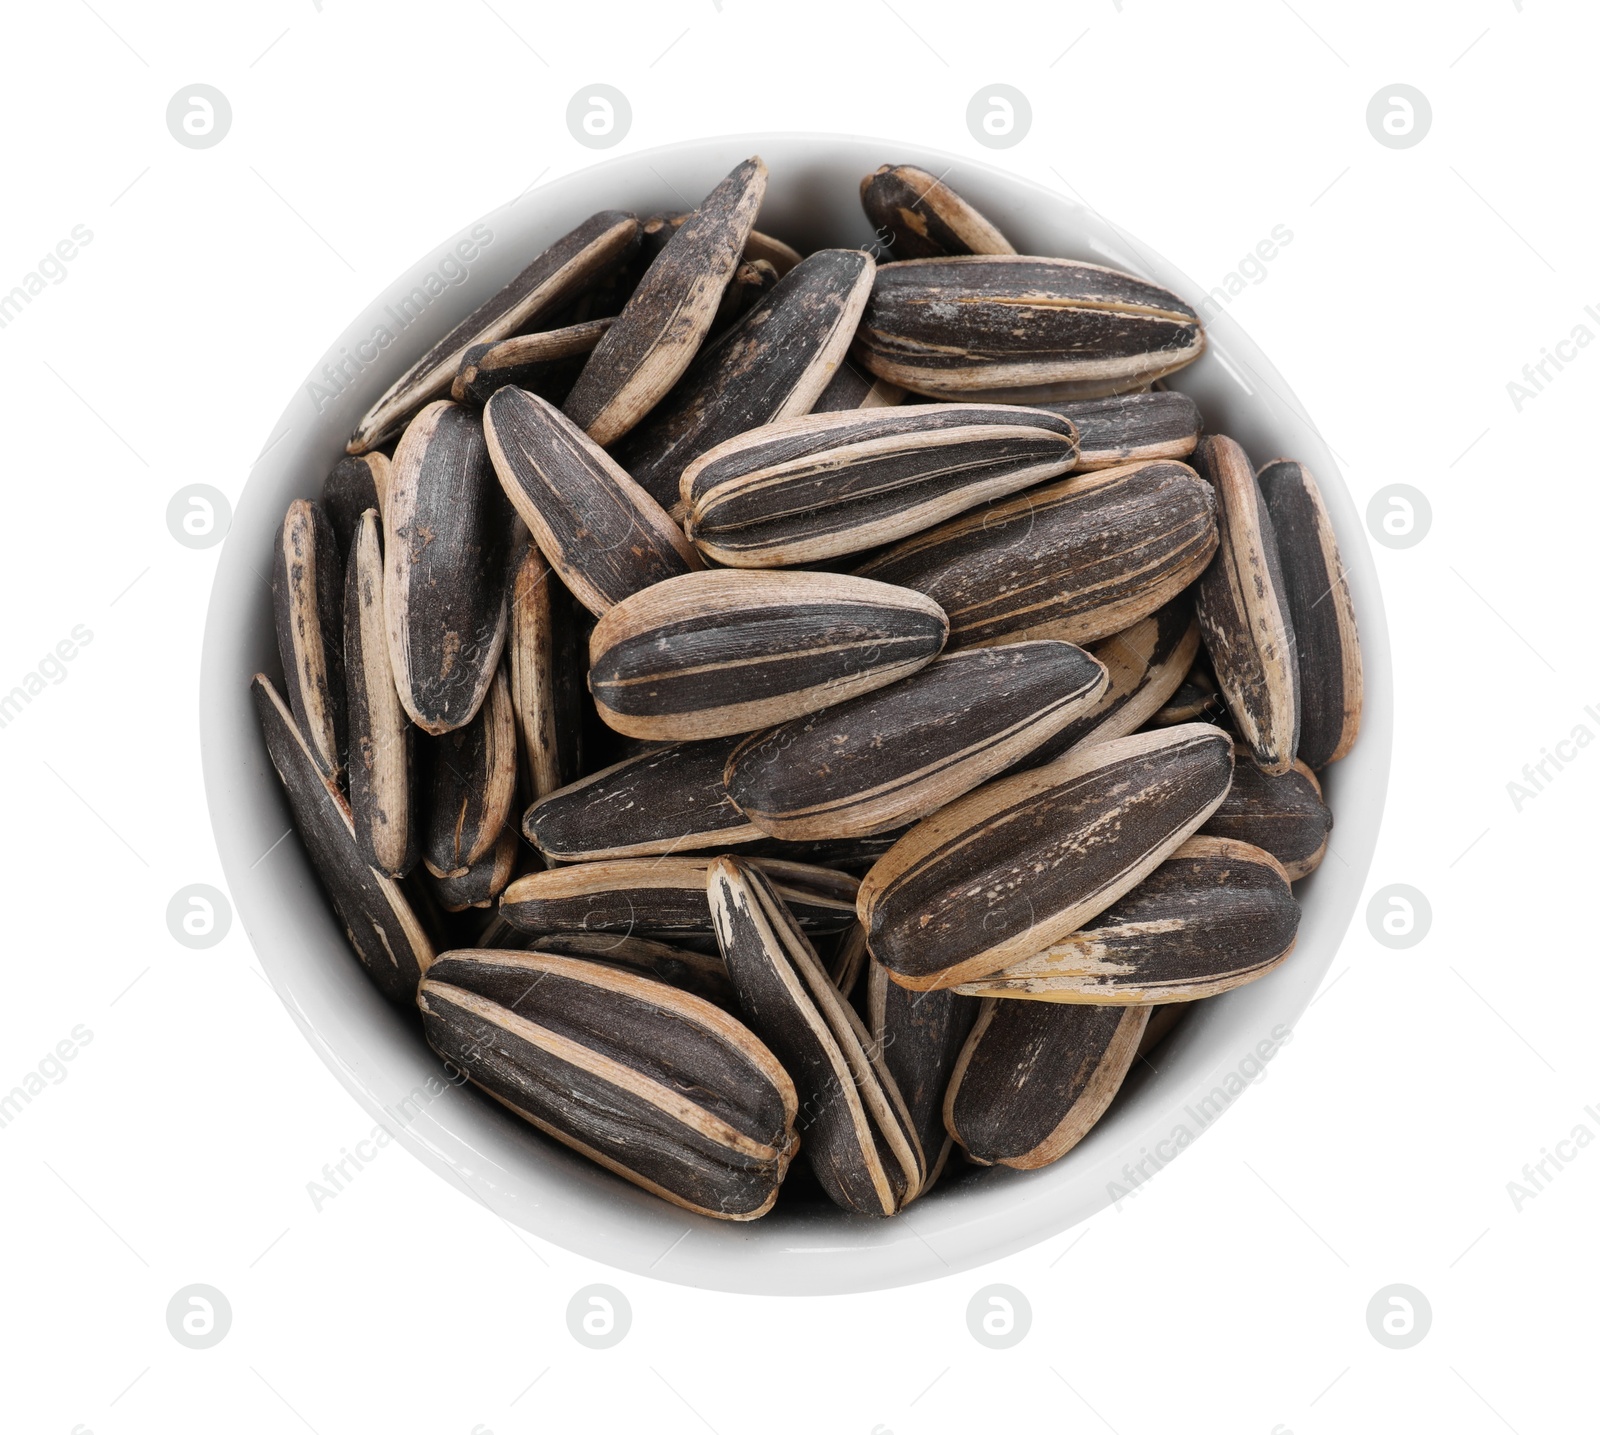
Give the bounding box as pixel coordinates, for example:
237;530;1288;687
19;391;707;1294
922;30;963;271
1;0;1594;1430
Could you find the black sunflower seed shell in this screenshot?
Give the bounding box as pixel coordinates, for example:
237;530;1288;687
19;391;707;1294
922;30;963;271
680;403;1079;568
421;665;517;878
450;317;613;407
1200;749;1331;880
429;823;520;912
586;570;949;742
854;460;1218;650
829;921;871;998
529;933;736;1008
944;1001;1148;1168
483;386;700;617
725;641;1108;841
417;949;797;1220
710;258;780;336
1150;655;1225;727
563;157;768;446
741;828;913;875
810;359;906;413
349;210;640;452
384;400;515;734
859;164;1015;260
708;857;925;1216
323;453;390;556
1033;391;1203;470
859;724;1235;990
954;836;1299;1003
272;498;347;783
252;674;434;1005
506;543;586;803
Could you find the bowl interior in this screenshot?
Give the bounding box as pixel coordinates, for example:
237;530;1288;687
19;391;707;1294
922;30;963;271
200;133;1391;1295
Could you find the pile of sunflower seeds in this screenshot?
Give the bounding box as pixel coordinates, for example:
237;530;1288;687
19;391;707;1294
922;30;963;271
255;157;1362;1221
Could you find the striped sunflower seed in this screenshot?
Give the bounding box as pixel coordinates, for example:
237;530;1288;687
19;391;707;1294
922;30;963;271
610;248;876;510
500;855;859;937
810;359;905;413
348;210;640;453
1150;655;1225;727
1257;459;1362;769
725;640;1108;841
429;824;519;912
1192;436;1300;774
679;403;1079;568
953;837;1299;1003
854;256;1204;402
272;498;347;783
563;157;769;446
1200;748;1331;880
384;400;515;735
523;735;763;862
506;544;584;803
253;674;434;1005
944;1000;1148;1168
449;317;613;407
586;570;949;742
421;665;516;879
528;932;735;1009
858;723;1235;990
417;949;798;1220
854;459;1218;650
483;386;700;616
323;453;390;556
708;857;925;1216
344;509;416;877
859;164;1015;260
710;257;780;336
1035;391;1202;470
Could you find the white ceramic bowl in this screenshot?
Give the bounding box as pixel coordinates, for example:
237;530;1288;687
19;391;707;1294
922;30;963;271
200;134;1390;1295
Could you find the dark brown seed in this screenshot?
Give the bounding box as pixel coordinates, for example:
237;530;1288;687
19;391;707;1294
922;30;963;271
867;963;980;1189
252;674;434;1005
421;666;516;879
726;641;1108;841
829;922;870;998
483;386;699;617
529;932;735;1008
323;454;390;556
859;164;1015;260
1033;391;1202;470
506;545;584;802
429;824;519;911
1200;750;1331;880
859;724;1235;990
610;248;877;510
954;837;1299;1003
587;570;949;742
680;403;1079;568
944;1001;1148;1168
344;510;416;877
855;460;1218;650
1192;436;1300;775
523;735;764;862
384;400;515;734
272;499;347;783
500;855;860;937
449;318;613;407
1257;460;1363;769
708;857;924;1215
417;949;797;1220
348;210;640;452
810;358;905;413
1149;656;1225;727
710;258;780;335
742;229;802;276
563;157;769;446
854;256;1205;402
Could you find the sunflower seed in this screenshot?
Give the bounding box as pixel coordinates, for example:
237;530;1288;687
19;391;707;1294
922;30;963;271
384;400;515;734
421;665;517;879
1257;459;1362;769
610;248;876;510
711;258;780;335
417;949;798;1220
866;963;981;1189
854;256;1205;402
944;1000;1148;1168
323;453;391;555
449;317;613;407
506;544;585;803
272;499;347;783
429;824;520;912
860;164;1015;260
1138;1000;1188;1059
523;735;763;862
640;212;800;277
587;570;949;742
500;855;860;937
859;723;1235;990
1149;655;1225;727
529;932;735;1008
483;386;700;616
1200;749;1331;880
829;921;870;997
1033;391;1202;470
349;210;640;452
953;837;1298;1003
563;157;769;446
855;459;1218;650
1192;436;1300;775
708;857;924;1215
726;641;1108;841
344;509;416;877
680;402;1079;568
810;359;905;413
252;674;434;1005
